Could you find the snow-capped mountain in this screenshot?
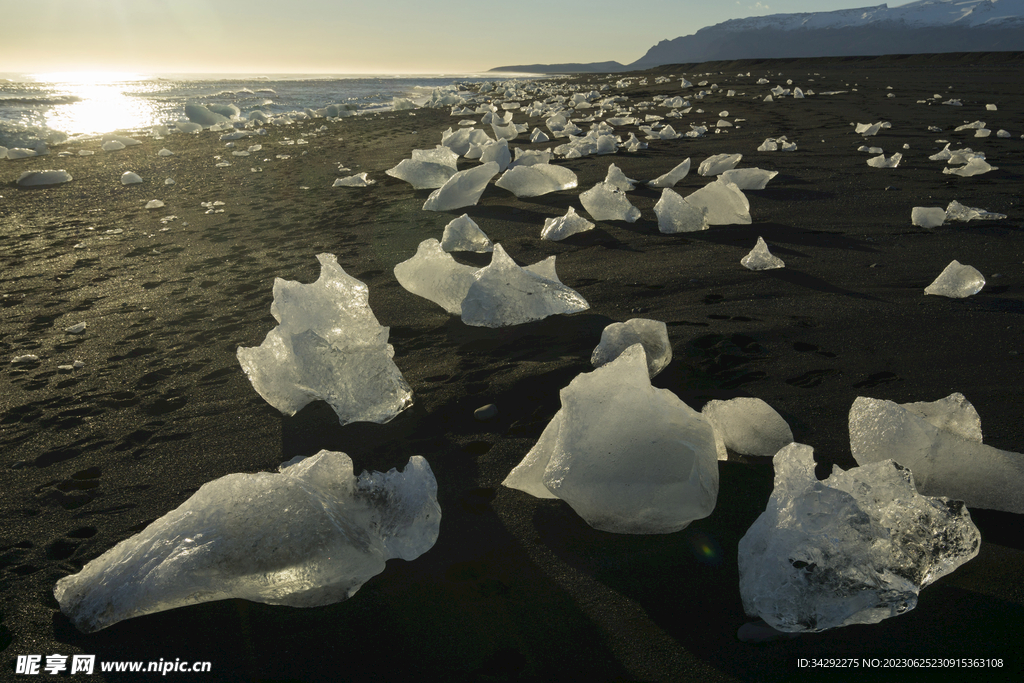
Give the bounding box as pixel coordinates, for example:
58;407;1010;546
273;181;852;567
490;0;1024;73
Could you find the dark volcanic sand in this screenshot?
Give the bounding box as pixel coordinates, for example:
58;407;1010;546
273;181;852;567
2;53;1023;682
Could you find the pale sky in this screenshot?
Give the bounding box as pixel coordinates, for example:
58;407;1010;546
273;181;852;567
4;0;907;75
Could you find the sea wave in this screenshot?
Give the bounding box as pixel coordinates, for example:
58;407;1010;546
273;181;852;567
0;95;83;106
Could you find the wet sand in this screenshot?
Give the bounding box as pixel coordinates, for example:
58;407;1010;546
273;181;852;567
2;52;1023;682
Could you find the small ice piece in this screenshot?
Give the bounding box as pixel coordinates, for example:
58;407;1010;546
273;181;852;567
541;206;595;241
741;237;784;270
986;104;998;111
996;129;1011;138
440;214;493;253
511;148;554;167
718;167;777;190
911;207;945;228
65;322;87;334
654;188;708;234
854;121;889;136
529;128;549;143
16;170;72;187
684;179;751;225
698;153;742;176
461;245;589;327
394;239;479;315
11;354;40;364
579;182;641;223
164;178;175;185
502;344;718;534
943;157;996;177
738;442;981;633
701;397;793;460
850;394;1024;513
494;164;578;198
158;148;174;156
54;450;440;633
924;260;984;298
867;153;901;168
646;158;691;188
757;138;779;152
121;172;143;185
603;163;637;192
590;319;671;377
422;162;499;211
145;199;165;209
102;140;126;151
944;200;1006;222
237;254;413;425
333;172;374;187
386;159;457;190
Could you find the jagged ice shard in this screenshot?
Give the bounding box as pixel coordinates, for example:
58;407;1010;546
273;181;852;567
654;188;709;234
684;179;751;225
54;451;440;633
849;395;1024;513
394;239;480;315
646;158;691;188
590;318;671;378
701;397;793;460
738;443;981;633
698;153;742;176
461;245;589;327
580;182;641;223
741;237;784;270
503;345;718;534
495;164;578;198
541;206;595;241
422;162;499;211
237;254;413;425
924;260;984;297
440;214;493;253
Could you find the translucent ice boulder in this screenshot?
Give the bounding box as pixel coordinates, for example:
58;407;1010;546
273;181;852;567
867;153;901;168
945;200;1006;222
924;260;984;297
479;138;511;171
590;319;671;378
646;158;690;188
603;163;637;191
394;239;480;315
580;182;641;223
422;161;499;211
541;206;595;241
440;214;493;253
719;168;777;190
701;397;793;460
54;450;440;633
386;158;457;190
121;172;143;185
237;254;413;425
698;153;742;176
333;172;374;187
461;245;589;327
495;163;578;198
911;207;946;228
738;442;980;633
850;394;1024;513
16;169;72;187
684;179;751;225
503;344;718;534
654;188;709;234
943;157;997;177
741;237;784;270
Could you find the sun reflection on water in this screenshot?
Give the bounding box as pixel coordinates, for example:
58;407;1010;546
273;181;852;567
29;72;164;137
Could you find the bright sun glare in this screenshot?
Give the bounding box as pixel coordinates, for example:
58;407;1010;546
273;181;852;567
28;72;161;137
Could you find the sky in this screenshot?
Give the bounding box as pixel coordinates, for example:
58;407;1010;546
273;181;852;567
3;0;914;75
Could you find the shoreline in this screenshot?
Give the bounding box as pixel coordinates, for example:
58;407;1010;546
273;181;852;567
3;53;1023;682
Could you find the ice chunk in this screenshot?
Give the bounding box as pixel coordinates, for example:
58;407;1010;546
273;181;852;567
237;254;413;425
394;239;479;315
603;163;637;191
701;397;792;460
684;179;751;225
590;319;671;378
867;153;901;168
741;237;784;270
478;138;511;171
495;164;578;198
121;172;142;185
698;153;742;176
145;199;165;209
386;159;457;190
461;245;589;327
333;172;375;187
65;322;87;334
646;158;691;188
541;206;595;241
101;140;126;151
54;451;440;633
438;214;491;253
943;157;996;177
16;170;72;187
854;121;889;136
738;442;980;633
850;395;1024;513
512;148;553;167
579;182;641;223
422;162;499;211
185;103;230;126
944;200;1006;222
924;260;984;298
718;168;777;190
911;207;945;228
503;345;718;534
529;128;550;143
654;188;708;234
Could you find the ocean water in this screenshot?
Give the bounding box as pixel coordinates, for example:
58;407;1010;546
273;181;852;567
0;72;530;150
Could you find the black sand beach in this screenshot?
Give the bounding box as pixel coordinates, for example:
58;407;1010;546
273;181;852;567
2;53;1023;681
